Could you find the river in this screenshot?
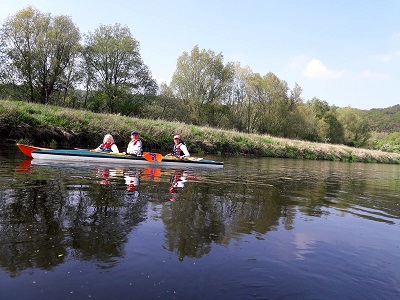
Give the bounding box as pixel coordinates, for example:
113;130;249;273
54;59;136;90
1;143;399;299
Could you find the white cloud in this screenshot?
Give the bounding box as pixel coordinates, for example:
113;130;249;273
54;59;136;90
301;59;344;80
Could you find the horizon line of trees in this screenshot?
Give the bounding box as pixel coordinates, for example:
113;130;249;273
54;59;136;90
0;6;374;147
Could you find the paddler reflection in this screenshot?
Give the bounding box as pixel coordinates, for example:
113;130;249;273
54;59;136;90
97;169;121;185
124;171;140;192
169;170;189;201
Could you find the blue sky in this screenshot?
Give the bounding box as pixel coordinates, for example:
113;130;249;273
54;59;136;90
1;0;400;110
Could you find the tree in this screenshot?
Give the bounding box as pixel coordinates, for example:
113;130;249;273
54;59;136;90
304;97;343;142
322;109;345;144
337;107;370;147
247;73;268;133
83;23;157;114
1;6;81;104
146;83;186;121
170;45;234;125
253;72;290;136
307;97;331;119
227;63;259;133
0;31;7;84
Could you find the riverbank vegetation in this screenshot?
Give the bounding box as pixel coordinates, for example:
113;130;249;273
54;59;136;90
1;100;400;164
1;7;399;163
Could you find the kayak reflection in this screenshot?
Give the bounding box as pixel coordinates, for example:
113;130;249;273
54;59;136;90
16;158;33;173
95;167;199;201
16;157;203;200
96;167;162;190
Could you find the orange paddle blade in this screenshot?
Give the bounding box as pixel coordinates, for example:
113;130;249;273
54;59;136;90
142;152;163;162
141;168;162;177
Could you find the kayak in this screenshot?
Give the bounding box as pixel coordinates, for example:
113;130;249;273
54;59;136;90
17;144;224;169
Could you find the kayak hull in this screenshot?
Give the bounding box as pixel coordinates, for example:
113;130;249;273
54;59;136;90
30;148;224;169
17;143;50;157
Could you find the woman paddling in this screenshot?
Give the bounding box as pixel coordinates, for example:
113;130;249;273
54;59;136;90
166;135;190;159
95;134;119;153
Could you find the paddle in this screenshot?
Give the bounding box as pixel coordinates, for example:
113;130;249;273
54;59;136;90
114;151;163;162
163;155;203;161
142;152;163;162
90;149;162;163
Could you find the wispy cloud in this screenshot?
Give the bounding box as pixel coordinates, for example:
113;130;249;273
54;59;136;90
301;59;345;80
370;51;400;63
372;54;393;63
391;32;400;41
360;70;390;79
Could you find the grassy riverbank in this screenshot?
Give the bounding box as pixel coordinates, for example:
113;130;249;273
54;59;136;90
1;99;400;164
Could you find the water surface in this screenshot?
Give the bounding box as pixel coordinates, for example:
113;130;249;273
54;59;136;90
1;144;399;299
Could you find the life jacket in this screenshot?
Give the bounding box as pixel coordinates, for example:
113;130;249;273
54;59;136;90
172;142;185;157
131;138;141;145
100;142;114;152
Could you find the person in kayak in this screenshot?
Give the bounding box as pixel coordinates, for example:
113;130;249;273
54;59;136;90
95;134;119;153
125;130;143;156
166;135;190;159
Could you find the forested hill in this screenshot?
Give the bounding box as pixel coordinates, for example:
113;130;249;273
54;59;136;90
359;105;400;133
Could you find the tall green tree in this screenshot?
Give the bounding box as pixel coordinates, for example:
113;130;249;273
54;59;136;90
252;72;291;136
322;109;345;144
227;63;259;133
305;98;345;143
337;107;370;146
170;45;234;125
285;83;309;139
144;83;182;121
307;97;331;119
83;23;157;114
1;6;81;104
247;73;268;133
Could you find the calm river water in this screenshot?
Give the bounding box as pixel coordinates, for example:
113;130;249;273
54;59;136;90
1;143;399;299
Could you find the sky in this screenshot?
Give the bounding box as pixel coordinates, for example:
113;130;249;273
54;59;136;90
1;0;400;110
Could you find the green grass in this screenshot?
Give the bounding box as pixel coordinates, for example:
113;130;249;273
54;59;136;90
2;99;400;164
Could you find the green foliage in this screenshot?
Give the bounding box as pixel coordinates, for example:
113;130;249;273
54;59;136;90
1;99;400;164
302;150;318;160
343;150;356;162
361;105;400;132
337;107;370;147
1;6;81;104
367;131;400;153
1;7;398;156
49;139;57;149
83;23;157;114
171;45;234;125
324;154;338;161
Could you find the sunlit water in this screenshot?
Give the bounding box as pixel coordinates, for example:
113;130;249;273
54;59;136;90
1;144;400;299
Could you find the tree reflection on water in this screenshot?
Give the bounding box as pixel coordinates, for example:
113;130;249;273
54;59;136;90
1;156;399;279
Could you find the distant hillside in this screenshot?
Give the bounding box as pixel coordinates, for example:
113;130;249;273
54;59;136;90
360;105;400;133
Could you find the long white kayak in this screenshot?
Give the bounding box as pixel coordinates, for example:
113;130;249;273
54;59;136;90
17;144;224;169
